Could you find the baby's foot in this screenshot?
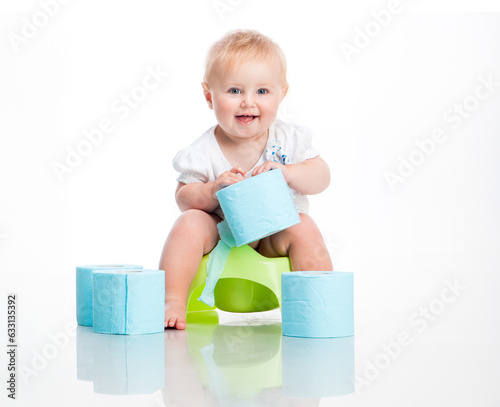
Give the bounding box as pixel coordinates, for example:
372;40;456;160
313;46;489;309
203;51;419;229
165;300;187;330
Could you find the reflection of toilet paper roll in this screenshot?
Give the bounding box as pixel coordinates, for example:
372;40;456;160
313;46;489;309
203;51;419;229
92;269;165;335
282;336;354;398
76;264;142;326
76;326;94;382
281;271;354;338
216;169;301;246
92;332;165;395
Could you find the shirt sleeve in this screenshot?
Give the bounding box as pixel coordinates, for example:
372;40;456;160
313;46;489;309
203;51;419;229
289;123;320;164
172;146;210;184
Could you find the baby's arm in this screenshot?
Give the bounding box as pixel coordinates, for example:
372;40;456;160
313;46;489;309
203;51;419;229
286;156;330;195
175;182;219;213
175;166;246;212
252;156;330;195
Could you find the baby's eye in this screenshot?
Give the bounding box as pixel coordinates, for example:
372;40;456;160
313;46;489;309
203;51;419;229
257;89;269;94
229;88;242;94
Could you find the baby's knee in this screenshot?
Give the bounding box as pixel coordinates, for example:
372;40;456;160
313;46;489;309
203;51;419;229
288;213;319;238
281;214;325;251
179;208;209;222
176;209;216;231
173;209;220;248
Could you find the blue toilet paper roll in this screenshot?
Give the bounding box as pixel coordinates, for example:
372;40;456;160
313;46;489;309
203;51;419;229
281;271;354;338
92;269;165;335
92;332;165;395
282;336;354;398
76;264;143;326
215;169;301;247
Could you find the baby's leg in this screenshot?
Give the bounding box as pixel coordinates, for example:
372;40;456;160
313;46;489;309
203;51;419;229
159;209;221;329
258;213;333;271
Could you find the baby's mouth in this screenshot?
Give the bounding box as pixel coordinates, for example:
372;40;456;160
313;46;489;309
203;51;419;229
235;115;258;124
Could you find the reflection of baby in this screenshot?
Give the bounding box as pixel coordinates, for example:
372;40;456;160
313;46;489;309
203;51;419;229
159;30;333;329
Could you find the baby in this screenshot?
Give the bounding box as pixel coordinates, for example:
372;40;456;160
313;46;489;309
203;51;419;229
160;29;333;330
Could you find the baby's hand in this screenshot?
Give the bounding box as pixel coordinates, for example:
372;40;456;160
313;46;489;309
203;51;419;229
251;161;290;183
211;166;246;197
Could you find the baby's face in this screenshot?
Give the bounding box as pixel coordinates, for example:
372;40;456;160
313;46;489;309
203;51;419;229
203;58;287;142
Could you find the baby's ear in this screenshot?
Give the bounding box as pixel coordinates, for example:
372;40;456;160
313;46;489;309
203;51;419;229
201;82;213;109
280;85;289;102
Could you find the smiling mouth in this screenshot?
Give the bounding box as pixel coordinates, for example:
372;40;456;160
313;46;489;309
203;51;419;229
235;115;258;124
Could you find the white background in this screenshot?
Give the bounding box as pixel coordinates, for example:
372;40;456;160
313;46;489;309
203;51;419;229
1;1;500;406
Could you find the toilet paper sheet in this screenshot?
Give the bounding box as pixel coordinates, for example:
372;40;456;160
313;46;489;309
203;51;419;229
281;271;354;338
198;220;236;307
76;264;142;326
92;269;165;335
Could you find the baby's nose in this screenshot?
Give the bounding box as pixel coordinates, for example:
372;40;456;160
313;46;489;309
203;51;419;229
241;95;256;108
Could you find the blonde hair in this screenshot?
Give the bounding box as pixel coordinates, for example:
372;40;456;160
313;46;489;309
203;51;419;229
203;29;288;87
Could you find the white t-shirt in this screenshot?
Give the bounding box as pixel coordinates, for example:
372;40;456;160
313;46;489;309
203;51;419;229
172;119;320;219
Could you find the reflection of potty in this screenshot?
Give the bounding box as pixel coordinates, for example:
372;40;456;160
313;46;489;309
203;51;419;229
187;323;282;400
186;245;291;323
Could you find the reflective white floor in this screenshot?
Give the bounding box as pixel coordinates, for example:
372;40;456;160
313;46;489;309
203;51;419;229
1;272;499;407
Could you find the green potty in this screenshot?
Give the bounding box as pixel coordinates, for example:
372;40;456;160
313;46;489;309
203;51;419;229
186;245;291;324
